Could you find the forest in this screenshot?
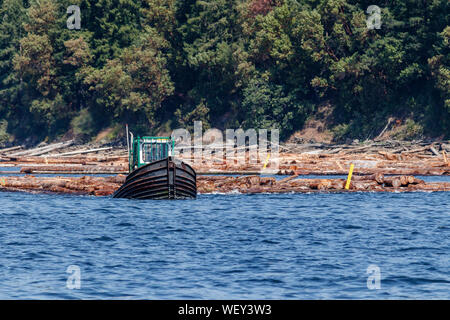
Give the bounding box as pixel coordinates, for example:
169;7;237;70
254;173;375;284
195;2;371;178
0;0;448;145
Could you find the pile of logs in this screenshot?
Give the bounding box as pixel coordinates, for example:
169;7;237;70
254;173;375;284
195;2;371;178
275;152;450;176
0;155;128;174
1;140;449;176
0;141;124;162
0;175;126;197
5;140;74;157
0;151;448;175
278;140;450;155
0;174;448;197
197;174;450;194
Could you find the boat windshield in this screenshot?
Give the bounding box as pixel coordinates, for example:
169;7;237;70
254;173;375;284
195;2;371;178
142;142;171;163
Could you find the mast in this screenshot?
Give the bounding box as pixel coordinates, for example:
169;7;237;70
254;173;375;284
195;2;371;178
125;124;130;173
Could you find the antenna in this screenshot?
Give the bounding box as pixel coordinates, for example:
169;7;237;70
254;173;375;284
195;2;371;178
126;124;130;160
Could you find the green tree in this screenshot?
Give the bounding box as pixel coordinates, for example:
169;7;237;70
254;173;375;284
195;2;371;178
79;0;143;67
11;0;66;139
83;28;174;131
242;77;308;139
177;0;247;128
0;0;26;126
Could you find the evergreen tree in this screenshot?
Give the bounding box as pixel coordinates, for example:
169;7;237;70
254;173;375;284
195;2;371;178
177;0;246;128
0;0;26;122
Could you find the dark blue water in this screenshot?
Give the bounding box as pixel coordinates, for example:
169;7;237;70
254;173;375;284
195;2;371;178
0;190;449;299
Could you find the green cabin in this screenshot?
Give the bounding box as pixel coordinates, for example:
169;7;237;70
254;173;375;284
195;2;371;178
129;136;175;173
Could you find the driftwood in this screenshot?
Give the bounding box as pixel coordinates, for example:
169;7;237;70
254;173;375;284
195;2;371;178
0;146;22;154
29;141;75;156
375;118;394;140
9;140;74;157
48;147;113;157
429;146;440;157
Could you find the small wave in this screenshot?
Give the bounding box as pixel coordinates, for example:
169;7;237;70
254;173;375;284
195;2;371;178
396;246;441;252
384;275;450;285
241;278;285;284
261;239;279;244
6;241;27;246
115;222;135;227
341;224;363;229
221;269;246;274
86;236;115;242
23;252;47;260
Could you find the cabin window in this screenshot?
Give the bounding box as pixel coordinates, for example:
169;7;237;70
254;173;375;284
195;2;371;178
142;143;169;163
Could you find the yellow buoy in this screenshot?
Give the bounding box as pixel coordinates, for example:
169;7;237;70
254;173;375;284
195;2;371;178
263;153;271;170
345;164;355;190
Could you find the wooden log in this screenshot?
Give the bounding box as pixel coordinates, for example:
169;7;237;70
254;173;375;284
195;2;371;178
399;175;408;186
352;173;384;184
29;141;74;156
47;147;113;157
278;174;300;184
429;146;440;157
375;118;394;140
318;179;332;190
378;151;398;161
330;180;345;190
20;165;126;174
9;140;74;157
260;177;276;186
352;181;379;190
0;146;22;154
384;177;402;188
402;145;432;155
374;173;385;184
413;177;425;185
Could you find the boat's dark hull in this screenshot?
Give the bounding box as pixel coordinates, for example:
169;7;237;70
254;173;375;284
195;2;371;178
112;157;196;200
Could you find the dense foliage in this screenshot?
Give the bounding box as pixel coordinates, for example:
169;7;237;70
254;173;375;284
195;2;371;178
0;0;448;144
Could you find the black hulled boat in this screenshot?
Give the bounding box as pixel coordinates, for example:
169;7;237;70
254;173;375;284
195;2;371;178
113;135;196;200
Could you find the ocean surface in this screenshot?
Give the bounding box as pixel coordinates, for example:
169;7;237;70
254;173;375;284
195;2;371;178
0;177;449;299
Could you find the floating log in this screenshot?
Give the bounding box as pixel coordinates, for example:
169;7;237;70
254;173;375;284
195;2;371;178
20;165;126;174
